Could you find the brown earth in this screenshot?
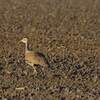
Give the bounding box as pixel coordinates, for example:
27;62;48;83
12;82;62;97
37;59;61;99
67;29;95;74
0;0;100;100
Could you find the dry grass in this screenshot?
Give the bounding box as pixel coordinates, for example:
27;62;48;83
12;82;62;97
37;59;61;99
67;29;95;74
0;0;100;99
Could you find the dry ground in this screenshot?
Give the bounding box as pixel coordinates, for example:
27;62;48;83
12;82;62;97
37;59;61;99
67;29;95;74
0;0;100;100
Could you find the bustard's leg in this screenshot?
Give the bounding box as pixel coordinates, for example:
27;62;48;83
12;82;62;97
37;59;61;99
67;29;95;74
33;66;37;74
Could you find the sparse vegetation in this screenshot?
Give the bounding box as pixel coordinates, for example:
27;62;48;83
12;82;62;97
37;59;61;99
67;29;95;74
0;0;100;99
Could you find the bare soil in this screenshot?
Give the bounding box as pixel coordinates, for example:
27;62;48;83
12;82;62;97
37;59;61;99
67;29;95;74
0;0;100;99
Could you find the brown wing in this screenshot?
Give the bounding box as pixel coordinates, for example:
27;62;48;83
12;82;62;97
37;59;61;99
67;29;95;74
34;52;50;67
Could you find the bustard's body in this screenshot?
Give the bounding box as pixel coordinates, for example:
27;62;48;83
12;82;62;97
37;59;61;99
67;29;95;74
25;50;49;67
20;38;49;74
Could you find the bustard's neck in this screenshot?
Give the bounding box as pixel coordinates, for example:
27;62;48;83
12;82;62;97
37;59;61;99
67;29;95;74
25;41;29;52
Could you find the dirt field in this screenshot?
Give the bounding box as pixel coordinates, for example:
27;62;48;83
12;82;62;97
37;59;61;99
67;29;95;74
0;0;100;99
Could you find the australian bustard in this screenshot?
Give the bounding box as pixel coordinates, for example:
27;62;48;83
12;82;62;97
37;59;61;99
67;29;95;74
20;38;49;74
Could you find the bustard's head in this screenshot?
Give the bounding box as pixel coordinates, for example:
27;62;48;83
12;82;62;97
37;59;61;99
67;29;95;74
20;38;28;44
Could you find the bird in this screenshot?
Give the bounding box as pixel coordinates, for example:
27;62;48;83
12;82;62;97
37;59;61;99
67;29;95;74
20;38;50;74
